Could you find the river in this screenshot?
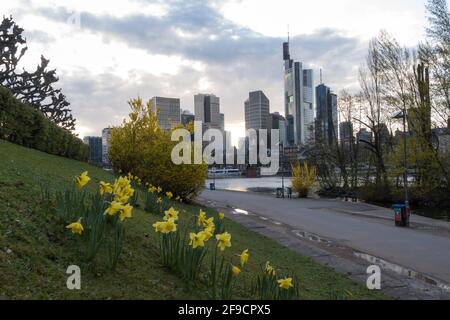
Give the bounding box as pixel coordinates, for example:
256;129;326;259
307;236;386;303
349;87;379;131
205;177;450;221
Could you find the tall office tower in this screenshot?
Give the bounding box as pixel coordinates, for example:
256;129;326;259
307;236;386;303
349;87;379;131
102;128;111;167
283;40;314;146
194;94;221;130
181;110;195;126
150;96;181;131
269;112;287;145
244;91;270;131
339;121;354;146
83;136;102;165
315;84;338;145
219;113;225;133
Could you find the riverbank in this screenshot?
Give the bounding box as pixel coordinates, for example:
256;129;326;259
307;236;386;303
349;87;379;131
206;178;450;222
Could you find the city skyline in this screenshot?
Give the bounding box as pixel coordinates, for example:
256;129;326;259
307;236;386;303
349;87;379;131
3;0;433;143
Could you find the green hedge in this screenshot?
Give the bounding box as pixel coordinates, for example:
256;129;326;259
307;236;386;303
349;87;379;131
0;86;88;161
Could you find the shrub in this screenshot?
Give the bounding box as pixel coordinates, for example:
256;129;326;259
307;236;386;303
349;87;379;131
108;98;207;200
0;86;88;161
291;162;317;198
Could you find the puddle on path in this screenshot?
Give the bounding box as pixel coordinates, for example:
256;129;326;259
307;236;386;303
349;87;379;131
354;252;450;292
233;208;250;215
292;230;332;244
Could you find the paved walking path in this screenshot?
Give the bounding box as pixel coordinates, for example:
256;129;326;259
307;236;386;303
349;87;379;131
198;189;450;298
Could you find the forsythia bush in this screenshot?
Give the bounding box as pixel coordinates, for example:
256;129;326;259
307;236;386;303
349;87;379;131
108;98;207;200
291;162;317;198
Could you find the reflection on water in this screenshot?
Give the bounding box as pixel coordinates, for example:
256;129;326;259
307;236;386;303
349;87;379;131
206;177;292;193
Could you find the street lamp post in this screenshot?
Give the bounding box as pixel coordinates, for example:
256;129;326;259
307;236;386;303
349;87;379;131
393;109;409;210
280;142;285;198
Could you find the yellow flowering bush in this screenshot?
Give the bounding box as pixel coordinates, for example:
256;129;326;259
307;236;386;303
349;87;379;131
108;98;207;200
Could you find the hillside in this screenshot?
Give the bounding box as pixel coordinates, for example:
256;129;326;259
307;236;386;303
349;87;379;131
0;139;387;299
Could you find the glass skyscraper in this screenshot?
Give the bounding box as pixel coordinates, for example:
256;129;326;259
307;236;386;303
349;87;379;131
315;84;338;145
283;41;314;146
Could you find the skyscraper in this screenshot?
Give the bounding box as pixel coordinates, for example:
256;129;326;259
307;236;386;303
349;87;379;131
151;96;181;131
181;110;195;126
339;121;354;146
269;112;287;146
219;113;225;133
102;128;111;167
244;91;270;131
194;94;221;130
83;136;102;166
315;84;338;145
283;41;314;146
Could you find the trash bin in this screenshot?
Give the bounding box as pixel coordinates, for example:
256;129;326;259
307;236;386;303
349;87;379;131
392;204;410;227
210;183;216;191
276;188;284;198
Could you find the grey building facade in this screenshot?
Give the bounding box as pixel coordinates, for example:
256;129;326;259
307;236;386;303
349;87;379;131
151;96;181;131
244;91;270;131
194;94;221;130
83;136;102;166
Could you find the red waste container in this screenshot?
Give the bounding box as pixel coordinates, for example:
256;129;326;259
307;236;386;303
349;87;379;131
392;204;410;227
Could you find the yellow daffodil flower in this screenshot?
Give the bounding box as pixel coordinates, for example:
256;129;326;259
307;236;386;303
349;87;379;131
189;232;206;249
152;221;165;233
66;219;84;235
164;207;179;221
156;197;163;204
119;204;133;221
277;277;294;290
161;218;177;234
165;191;173;199
157;186;162;193
149;186;157;193
99;181;113;195
75;171;90;189
232;265;241;276
265;261;276;277
198;210;207;227
240;249;249;267
105;201;123;216
218;212;225;220
200;228;214;241
216;232;232;251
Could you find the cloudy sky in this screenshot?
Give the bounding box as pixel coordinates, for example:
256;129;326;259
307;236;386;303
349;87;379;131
4;0;432;143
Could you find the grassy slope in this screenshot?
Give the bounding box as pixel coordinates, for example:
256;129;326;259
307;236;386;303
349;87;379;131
0;140;387;300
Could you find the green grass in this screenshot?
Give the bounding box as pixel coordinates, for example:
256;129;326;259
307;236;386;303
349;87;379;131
0;139;388;300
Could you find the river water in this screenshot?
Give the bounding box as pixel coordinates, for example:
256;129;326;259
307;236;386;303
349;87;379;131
205;177;450;221
206;176;292;193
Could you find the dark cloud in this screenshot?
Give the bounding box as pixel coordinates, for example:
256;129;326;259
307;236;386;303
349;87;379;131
12;0;368;136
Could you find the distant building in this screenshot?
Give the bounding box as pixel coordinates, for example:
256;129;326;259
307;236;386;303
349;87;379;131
181;110;195;126
339;121;354;146
357;128;372;145
433;127;450;153
219;113;225;133
269;112;287;146
102;128;112;167
83;136;102;166
194;94;221;130
283;40;314;146
315;84;338;145
245;91;270;131
151;96;181;131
